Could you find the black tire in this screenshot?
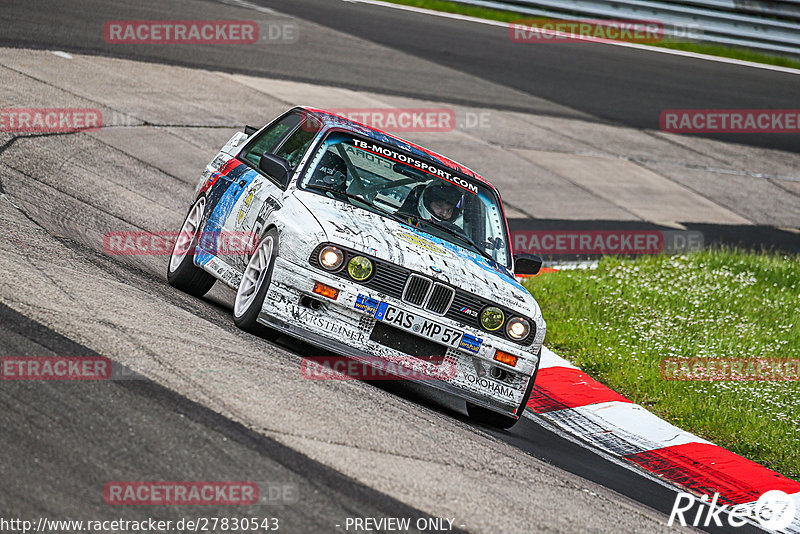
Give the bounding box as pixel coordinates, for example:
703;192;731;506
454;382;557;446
167;197;216;297
467;349;541;430
232;228;280;340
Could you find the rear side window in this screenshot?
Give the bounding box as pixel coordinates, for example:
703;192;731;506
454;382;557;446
240;112;323;176
241;112;302;168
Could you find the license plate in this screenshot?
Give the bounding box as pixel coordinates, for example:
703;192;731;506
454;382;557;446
376;304;463;348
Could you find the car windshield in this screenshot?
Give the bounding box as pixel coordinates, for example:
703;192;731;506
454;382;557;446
299;131;510;267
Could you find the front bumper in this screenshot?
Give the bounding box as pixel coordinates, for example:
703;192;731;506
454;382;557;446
258;257;541;417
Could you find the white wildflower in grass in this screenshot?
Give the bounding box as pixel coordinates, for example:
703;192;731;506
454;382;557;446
523;248;800;479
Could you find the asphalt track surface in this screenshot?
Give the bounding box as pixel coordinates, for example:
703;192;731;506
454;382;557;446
0;218;757;534
0;148;689;534
0;1;793;533
0;304;464;534
2;0;798;153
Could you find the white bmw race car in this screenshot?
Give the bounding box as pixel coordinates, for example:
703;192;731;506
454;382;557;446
167;107;546;428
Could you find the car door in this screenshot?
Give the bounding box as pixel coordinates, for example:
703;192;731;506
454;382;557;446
223;111;323;272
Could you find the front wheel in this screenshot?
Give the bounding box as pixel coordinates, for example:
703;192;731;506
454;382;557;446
167;196;216;297
467;351;541;430
233;228;280;340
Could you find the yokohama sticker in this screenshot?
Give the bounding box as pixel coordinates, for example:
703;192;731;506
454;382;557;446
465;373;514;398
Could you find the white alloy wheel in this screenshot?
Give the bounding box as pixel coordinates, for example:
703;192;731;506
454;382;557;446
234;235;274;318
169;196;206;273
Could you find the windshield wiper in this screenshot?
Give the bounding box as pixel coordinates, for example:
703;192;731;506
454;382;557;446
417;218;496;264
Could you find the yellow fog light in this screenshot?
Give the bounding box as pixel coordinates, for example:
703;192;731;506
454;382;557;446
480;306;504;331
347;256;373;281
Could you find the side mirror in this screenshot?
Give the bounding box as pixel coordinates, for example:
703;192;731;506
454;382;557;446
259;152;292;188
244;125;258;136
514;254;543;275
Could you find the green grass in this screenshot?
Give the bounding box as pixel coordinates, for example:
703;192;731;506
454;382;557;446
522;249;800;480
383;0;800;70
383;0;523;23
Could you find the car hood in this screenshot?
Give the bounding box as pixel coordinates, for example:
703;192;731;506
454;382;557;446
294;190;539;317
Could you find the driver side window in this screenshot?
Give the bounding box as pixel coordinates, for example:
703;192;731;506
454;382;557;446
273;118;320;168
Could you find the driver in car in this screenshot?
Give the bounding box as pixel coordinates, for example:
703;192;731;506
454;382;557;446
400;180;464;226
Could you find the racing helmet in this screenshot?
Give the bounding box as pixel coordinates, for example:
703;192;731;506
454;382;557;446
309;151;348;189
418;180;464;223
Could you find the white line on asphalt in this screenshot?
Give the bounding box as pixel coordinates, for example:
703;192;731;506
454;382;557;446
1;193;21;209
218;0;279;15
342;0;800;75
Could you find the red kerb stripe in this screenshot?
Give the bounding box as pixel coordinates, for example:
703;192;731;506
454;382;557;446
626;442;800;504
527;366;631;413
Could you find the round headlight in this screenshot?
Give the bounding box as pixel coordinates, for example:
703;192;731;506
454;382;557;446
319;246;344;270
480;306;504;331
347;256;373;281
506;317;531;340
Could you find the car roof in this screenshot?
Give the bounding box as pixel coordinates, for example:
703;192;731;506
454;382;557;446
300;106;494;190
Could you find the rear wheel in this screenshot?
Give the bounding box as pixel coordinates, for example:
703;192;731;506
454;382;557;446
233;228;280;340
167;196;216;297
467;351;541;430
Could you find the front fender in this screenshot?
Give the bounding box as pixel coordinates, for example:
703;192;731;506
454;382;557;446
270;193;327;266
